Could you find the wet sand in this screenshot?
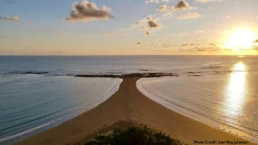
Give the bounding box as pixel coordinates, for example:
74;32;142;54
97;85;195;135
14;77;255;145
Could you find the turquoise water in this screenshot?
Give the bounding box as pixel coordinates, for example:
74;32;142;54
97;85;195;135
0;74;121;145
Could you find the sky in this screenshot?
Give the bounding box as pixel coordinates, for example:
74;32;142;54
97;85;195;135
1;0;258;55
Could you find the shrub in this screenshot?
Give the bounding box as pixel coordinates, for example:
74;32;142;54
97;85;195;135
84;125;182;145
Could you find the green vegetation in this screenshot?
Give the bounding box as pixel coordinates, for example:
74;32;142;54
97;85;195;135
84;125;182;145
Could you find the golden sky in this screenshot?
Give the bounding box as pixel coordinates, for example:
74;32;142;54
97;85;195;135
1;0;258;55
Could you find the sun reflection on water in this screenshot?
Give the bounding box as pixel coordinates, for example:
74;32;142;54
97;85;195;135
225;62;247;117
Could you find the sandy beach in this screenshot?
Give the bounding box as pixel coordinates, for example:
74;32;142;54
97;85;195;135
13;77;255;145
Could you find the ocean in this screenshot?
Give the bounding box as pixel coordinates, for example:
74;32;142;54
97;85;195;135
0;55;257;144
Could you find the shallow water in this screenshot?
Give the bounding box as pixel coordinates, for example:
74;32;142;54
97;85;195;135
0;74;122;144
137;61;258;143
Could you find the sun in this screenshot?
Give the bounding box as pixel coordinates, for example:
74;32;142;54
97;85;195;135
225;30;256;51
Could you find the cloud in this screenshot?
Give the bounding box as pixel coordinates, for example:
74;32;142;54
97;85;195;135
252;40;258;49
253;39;258;43
146;31;152;35
182;43;202;46
162;44;171;48
136;42;141;44
195;29;205;33
148;20;162;28
179;46;221;52
147;17;162;28
175;0;190;10
105;30;127;36
66;0;113;22
129;16;162;36
253;46;258;50
140;26;149;30
130;17;147;28
157;4;168;12
148;43;171;48
145;0;170;4
180;42;221;52
209;43;216;46
158;0;193;16
105;32;114;36
0;16;20;21
180;32;190;36
182;44;189;46
195;0;223;3
222;16;230;19
179;12;200;19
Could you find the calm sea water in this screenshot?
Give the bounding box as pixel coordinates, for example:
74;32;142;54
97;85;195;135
0;56;257;144
1;55;256;75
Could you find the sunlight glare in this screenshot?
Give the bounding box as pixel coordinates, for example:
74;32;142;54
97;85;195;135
225;30;256;51
224;62;247;116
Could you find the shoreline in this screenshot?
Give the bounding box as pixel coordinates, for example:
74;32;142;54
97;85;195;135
13;77;256;145
6;71;180;78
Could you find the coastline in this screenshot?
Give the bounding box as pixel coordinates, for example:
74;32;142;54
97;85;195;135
13;77;256;145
